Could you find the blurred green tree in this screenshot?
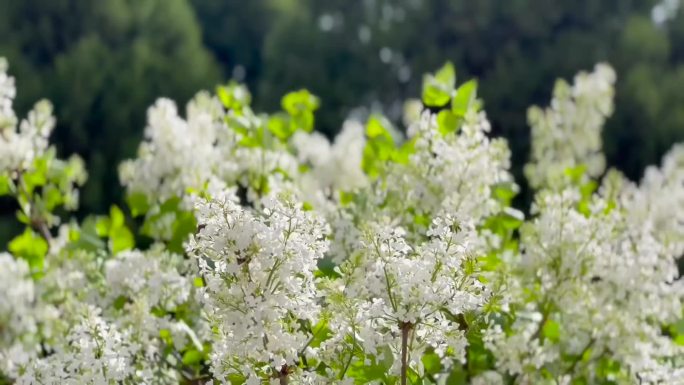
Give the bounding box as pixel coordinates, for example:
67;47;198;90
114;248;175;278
189;0;271;84
1;0;683;219
255;0;684;188
0;0;221;214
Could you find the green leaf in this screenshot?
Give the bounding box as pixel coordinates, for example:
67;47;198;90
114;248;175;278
422;351;442;376
392;138;416;165
596;356;625;380
126;192;150;218
307;319;333;349
316;258;341;279
95;217;111;237
217;82;251;111
500;208;524;230
491;182;519;206
362;116;396;178
671;319;684;335
67;216;106;252
238;135;260;148
0;174;13;196
22;155;49;195
482;208;523;238
43;185;63;211
675;335;684;346
267;114;293;140
9;228;48;272
422;78;452;107
96;206;134;253
542;319;561;343
159;328;173;345
151;306;167;318
452;80;478;116
109;226;134;254
366;115;393;141
564;164;588;183
437;110;460;136
281;89;320;115
110;205;125;229
413;212;431;228
169;210;197;254
466;328;495;375
347;356;392;383
281;89;319;132
422;62;456;107
181;349;204;365
670;319;684;346
291;111;315;133
435;61;456;86
227;374;246;385
141;197;196;253
339;190;355;206
113;295;128;310
444;365;467;385
23;170;47;196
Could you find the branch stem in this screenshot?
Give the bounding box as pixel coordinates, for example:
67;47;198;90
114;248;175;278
400;322;413;385
279;364;290;385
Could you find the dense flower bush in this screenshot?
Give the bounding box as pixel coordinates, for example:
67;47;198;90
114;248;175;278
1;56;683;385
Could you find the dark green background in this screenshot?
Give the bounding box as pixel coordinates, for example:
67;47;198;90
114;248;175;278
1;0;683;219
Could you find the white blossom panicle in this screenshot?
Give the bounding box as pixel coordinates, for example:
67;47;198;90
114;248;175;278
487;176;684;383
486;120;684;385
119;93;229;202
623;143;684;257
119;91;337;211
293;120;368;193
187;189;330;383
525;64;616;189
324;215;489;378
317;100;514;379
0;57;16;131
0;254;44;377
0;58;55;173
17;305;139;385
14;247;200;385
395;109;514;228
104;249;192;312
103;249;202;383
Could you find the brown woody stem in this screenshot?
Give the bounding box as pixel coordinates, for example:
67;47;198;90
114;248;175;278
279;364;290;385
400;321;413;385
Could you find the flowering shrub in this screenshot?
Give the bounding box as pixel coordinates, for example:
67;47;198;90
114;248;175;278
1;56;683;385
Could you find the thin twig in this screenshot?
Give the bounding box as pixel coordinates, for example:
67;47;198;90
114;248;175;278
35;221;53;243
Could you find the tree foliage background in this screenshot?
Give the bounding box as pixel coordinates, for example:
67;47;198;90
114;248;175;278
1;0;683;237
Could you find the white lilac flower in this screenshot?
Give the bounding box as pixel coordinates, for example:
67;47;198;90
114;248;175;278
485;65;684;384
187;189;330;383
389;108;514;233
293;120;368;193
525;63;616;189
323;215;489;378
17;305;139;385
0;254;44;377
119;93;229;202
0;59;55;173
